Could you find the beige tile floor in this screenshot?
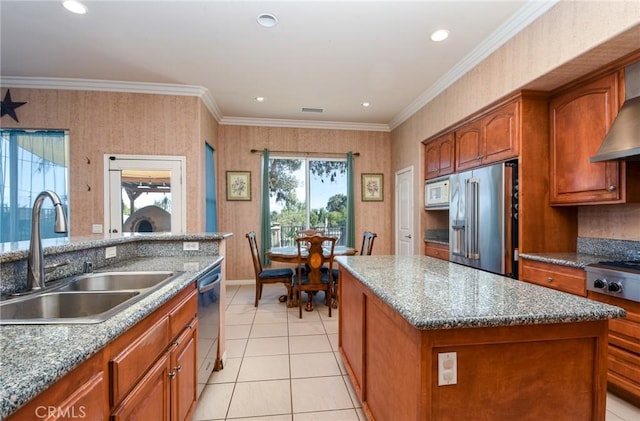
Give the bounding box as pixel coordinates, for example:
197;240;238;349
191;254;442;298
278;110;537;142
194;283;640;421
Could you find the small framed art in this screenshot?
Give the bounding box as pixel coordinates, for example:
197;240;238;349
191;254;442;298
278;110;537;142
362;173;383;201
226;171;251;201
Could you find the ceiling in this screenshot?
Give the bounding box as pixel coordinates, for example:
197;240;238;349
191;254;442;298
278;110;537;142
0;1;559;131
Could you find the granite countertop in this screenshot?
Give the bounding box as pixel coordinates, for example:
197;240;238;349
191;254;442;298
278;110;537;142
518;252;609;268
336;255;625;330
0;232;233;262
0;254;223;419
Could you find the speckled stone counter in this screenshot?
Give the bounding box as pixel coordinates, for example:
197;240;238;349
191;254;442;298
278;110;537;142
518;251;606;268
336;255;625;330
337;255;627;420
0;233;231;419
518;237;640;269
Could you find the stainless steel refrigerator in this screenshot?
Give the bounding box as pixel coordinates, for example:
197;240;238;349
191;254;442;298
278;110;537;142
449;160;519;277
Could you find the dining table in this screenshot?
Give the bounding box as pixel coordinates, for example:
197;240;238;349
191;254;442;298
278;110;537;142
266;245;357;308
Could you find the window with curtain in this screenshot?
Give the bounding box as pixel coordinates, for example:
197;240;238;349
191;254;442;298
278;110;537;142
0;129;69;243
268;156;347;247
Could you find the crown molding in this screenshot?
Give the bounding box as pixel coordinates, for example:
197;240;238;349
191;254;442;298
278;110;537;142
220;116;390;132
388;0;560;131
0;76;224;121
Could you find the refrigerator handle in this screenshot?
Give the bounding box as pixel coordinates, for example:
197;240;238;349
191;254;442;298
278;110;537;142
467;177;480;260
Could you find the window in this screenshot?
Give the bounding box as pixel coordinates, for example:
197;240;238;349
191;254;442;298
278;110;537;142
269;157;347;246
0;129;69;242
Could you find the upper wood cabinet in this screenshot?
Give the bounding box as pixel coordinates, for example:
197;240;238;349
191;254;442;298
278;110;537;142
424;132;454;179
455;101;519;172
549;71;625;205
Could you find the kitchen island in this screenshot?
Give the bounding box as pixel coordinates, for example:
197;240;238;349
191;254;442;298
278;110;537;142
336;255;626;421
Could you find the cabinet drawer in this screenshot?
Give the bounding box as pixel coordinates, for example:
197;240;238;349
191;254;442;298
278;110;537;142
520;260;586;297
170;287;197;339
110;315;170;406
425;242;449;261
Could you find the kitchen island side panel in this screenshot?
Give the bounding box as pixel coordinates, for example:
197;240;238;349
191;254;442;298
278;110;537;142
338;266;610;420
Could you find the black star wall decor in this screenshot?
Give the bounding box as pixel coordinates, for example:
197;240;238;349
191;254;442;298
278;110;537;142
1;89;27;123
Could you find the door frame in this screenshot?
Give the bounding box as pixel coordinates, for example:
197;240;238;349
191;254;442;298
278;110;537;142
103;154;186;234
395;165;414;255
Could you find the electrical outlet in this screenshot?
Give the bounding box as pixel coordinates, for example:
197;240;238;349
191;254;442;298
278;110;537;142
105;246;117;259
92;224;103;234
183;242;199;251
438;352;457;386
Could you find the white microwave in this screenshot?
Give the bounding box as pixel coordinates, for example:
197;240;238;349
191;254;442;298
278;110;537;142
425;178;449;209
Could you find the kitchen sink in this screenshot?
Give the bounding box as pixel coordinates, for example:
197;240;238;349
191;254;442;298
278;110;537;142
54;271;177;292
0;291;141;324
0;271;183;324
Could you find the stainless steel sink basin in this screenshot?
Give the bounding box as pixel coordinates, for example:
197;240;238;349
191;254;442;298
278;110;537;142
0;271;183;324
55;271;177;292
0;291;140;324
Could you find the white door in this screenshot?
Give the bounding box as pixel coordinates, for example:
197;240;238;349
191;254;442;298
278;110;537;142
395;166;414;255
104;154;186;234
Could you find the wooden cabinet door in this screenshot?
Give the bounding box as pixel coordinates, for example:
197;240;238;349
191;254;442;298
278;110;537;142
455;121;483;171
550;72;622;204
171;321;198;421
111;352;171;421
425;133;454;179
482;100;519;164
44;373;106;421
338;270;365;400
424;241;449;261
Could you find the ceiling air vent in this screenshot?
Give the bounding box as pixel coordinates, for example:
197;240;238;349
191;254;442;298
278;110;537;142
301;107;324;113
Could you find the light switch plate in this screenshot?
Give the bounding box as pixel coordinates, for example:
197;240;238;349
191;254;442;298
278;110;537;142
92;224;103;234
105;246;117;259
183;242;199;251
438;352;457;386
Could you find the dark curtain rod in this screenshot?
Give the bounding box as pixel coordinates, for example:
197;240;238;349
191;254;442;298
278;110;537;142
250;149;360;157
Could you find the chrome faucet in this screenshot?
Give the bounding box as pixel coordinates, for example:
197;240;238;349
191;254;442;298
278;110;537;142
27;190;68;291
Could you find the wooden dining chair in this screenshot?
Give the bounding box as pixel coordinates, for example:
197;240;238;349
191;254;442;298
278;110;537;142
360;231;377;256
332;231;377;305
293;235;337;318
246;231;294;307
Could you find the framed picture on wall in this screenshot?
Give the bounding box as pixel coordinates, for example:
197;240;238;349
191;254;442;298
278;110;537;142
226;171;251;201
361;173;383;201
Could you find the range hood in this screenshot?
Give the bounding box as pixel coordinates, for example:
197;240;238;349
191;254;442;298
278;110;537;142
590;60;640;162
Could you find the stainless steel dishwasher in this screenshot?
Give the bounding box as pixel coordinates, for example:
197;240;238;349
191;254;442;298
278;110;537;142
196;257;223;395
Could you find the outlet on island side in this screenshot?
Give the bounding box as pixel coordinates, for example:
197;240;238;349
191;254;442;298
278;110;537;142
438;352;457;386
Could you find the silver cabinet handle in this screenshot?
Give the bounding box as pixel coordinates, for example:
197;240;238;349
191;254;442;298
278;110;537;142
405;234;412;239
547;276;553;282
608;185;616;191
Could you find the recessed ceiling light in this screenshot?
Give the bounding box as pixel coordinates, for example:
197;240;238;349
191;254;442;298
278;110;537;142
62;0;88;15
361;102;371;108
257;13;278;28
255;97;265;102
430;29;449;42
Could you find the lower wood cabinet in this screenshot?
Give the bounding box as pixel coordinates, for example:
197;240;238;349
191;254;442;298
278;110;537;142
7;284;198;421
588;291;640;407
7;350;108;420
424;241;449;261
520;259;586;297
